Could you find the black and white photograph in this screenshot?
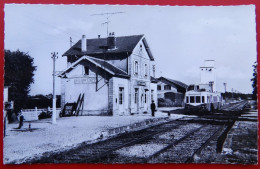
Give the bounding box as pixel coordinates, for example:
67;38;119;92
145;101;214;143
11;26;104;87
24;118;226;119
3;4;258;164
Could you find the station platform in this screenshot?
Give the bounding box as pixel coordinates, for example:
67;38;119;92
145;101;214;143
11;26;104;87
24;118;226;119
3;111;185;164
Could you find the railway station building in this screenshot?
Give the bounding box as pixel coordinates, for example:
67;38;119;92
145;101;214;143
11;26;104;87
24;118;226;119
157;77;188;107
59;33;157;116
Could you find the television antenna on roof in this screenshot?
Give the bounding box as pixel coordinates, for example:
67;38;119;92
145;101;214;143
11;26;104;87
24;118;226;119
91;12;125;37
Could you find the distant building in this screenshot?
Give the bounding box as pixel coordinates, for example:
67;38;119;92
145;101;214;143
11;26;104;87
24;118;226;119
200;60;217;92
59;33;157;116
157;77;188;106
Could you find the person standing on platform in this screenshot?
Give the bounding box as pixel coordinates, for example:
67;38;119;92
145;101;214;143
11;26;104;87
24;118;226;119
151;100;156;117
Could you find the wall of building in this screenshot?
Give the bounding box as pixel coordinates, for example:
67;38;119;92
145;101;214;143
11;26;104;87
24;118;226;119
61;63;110;115
157;81;185;107
61;36;157;116
127;38;155;114
130;81;150;114
112;77;129;116
157;81;177;98
130;39;151;80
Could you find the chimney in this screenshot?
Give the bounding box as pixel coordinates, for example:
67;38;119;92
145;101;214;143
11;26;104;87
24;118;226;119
107;32;116;49
81;35;87;52
98;35;101;39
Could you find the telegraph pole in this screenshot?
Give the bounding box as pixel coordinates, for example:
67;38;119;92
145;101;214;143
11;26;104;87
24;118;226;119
223;82;227;101
51;52;58;124
231;88;234;99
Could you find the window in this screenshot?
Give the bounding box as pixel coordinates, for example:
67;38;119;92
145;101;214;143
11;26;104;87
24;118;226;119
141;94;144;107
134;61;138;75
195;96;201;103
84;66;89;75
164;85;171;90
186;96;189;103
202;96;205;103
139;44;143;55
190;96;195;103
157;85;161;90
145;91;148;103
135;88;138;104
119;87;124;104
144;64;148;77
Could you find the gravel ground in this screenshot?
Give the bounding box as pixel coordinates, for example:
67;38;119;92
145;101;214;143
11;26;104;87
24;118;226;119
193;110;258;164
115;143;167;158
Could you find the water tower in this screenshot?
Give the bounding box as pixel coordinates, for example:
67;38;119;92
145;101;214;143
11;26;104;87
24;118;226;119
200;60;217;92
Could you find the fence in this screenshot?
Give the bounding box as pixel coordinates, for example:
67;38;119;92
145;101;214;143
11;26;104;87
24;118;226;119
22;107;61;121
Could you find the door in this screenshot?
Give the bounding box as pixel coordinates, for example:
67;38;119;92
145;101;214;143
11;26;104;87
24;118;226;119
134;88;139;112
144;90;149;111
118;87;124;115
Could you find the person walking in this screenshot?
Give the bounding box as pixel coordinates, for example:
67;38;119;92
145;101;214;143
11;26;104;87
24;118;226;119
151;100;156;117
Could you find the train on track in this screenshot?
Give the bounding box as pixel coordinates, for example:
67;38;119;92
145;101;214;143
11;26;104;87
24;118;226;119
184;60;223;112
184;84;222;112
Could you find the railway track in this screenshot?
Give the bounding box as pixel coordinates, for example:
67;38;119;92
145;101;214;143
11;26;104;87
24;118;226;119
24;101;248;164
220;100;248;112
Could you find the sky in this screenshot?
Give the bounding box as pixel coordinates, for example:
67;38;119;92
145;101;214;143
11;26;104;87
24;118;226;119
4;4;257;95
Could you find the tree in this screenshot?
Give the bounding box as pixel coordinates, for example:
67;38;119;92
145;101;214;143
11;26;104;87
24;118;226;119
4;50;37;114
251;61;257;100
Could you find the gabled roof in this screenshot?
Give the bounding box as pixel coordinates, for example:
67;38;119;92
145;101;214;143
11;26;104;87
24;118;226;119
158;77;188;89
63;35;154;61
150;76;158;83
58;56;129;79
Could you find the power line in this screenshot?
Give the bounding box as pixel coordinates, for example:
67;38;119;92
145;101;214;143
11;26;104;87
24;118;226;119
18;9;82;38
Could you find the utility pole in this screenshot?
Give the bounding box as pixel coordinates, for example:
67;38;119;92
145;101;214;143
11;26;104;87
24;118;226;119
91;12;125;37
223;82;227;100
223;82;227;93
231;88;234;99
51;52;58;124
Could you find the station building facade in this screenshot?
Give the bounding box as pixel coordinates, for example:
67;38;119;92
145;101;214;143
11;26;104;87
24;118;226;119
59;34;157;116
157;77;188;107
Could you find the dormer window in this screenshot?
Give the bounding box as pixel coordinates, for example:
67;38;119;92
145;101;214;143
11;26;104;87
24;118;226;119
84;66;89;75
134;61;138;75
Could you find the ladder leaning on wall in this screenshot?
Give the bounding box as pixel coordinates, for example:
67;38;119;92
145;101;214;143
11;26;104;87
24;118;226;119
75;93;84;116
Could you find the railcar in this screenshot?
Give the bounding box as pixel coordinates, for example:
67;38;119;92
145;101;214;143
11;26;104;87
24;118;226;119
184;84;222;112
